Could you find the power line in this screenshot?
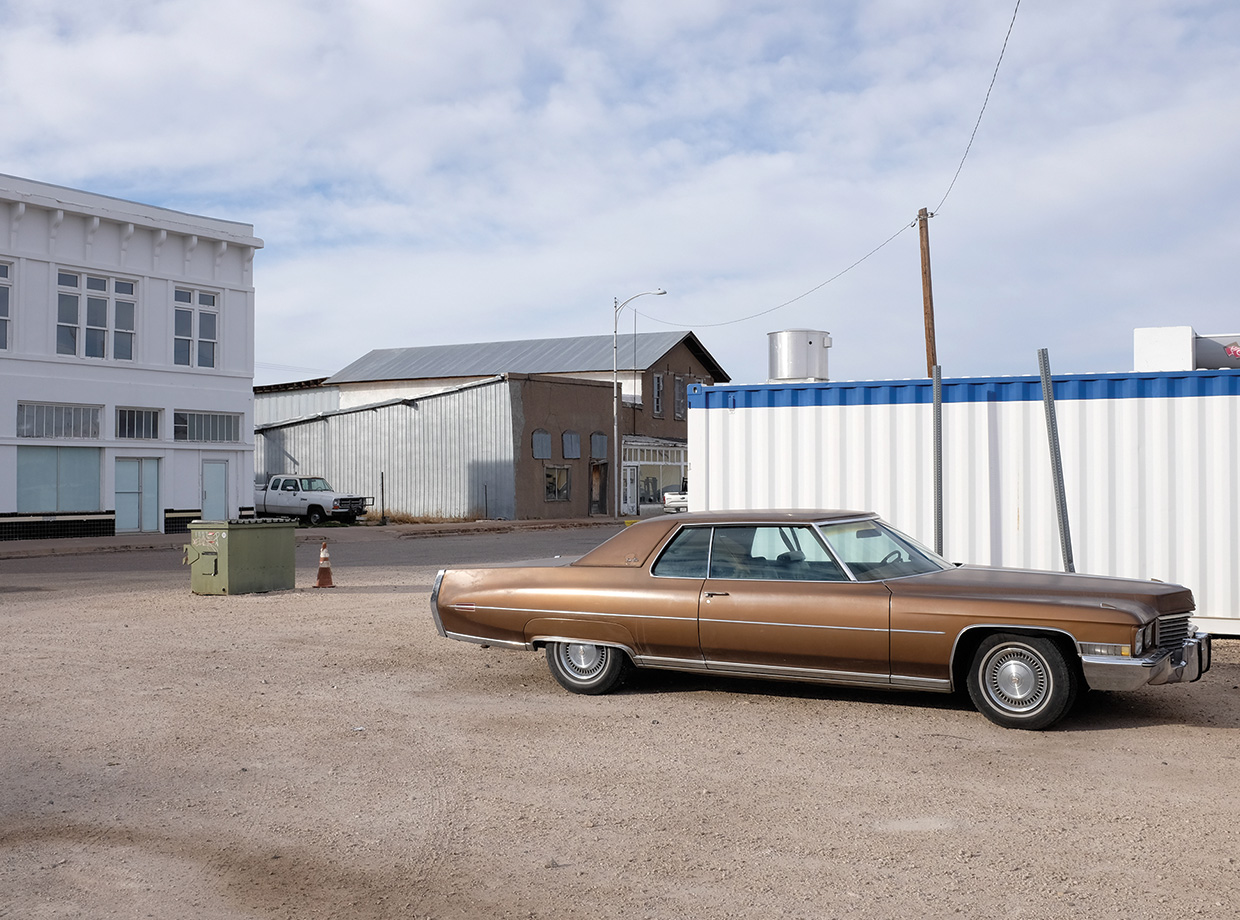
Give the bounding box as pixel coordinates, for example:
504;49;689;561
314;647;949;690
935;0;1022;214
636;221;915;329
636;0;1022;331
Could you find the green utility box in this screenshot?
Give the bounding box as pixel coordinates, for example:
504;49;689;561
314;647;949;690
185;519;296;595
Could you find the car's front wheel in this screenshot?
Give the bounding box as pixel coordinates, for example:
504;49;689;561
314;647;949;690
545;641;628;695
966;633;1078;730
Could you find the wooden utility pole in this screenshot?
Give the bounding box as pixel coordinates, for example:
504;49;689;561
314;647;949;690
918;207;938;377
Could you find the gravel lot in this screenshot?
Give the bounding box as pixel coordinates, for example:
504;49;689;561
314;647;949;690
2;529;1238;919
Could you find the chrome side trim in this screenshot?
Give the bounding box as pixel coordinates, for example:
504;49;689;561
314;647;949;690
527;635;638;658
700;617;886;634
686;659;952;693
630;654;711;671
429;570;446;637
444;630;530;651
706;659;888;685
473;603;696;625
891;674;952;691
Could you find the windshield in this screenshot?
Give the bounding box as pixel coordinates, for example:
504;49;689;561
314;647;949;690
815;518;950;582
299;478;332;491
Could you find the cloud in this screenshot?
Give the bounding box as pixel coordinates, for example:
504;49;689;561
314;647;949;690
1;0;1237;386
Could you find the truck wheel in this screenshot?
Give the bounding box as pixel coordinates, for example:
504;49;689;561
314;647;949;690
306;507;325;526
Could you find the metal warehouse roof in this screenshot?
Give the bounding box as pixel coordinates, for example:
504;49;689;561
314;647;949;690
327;331;730;385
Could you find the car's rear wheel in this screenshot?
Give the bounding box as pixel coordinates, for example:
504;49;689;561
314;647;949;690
967;633;1077;730
545;641;628;695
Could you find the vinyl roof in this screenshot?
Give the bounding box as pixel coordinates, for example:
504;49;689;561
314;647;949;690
327;331;730;385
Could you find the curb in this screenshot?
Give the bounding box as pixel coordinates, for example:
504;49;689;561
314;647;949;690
0;517;629;561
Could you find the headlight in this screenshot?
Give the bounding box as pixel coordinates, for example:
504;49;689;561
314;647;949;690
1133;629;1145;656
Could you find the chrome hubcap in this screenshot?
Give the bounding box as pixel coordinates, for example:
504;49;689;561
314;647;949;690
561;643;606;679
983;645;1049;714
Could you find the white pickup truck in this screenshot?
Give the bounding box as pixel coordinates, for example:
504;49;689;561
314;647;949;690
254;475;373;525
661;480;689;513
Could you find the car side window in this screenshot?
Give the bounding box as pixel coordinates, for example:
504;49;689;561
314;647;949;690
282;480;298;492
710;525;846;581
651;526;712;578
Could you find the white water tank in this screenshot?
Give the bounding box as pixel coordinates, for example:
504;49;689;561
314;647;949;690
768;330;832;382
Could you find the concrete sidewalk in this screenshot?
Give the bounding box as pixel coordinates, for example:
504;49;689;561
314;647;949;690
0;517;625;561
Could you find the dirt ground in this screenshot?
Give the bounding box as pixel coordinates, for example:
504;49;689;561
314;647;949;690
2;540;1238;920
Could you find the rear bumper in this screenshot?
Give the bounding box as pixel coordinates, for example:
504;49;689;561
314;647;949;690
1081;632;1212;691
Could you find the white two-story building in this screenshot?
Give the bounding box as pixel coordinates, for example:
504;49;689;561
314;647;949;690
1;174;262;540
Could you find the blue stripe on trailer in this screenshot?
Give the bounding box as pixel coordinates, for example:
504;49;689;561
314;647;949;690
688;369;1240;410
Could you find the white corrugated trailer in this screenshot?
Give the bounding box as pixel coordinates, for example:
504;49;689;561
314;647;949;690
688;369;1240;637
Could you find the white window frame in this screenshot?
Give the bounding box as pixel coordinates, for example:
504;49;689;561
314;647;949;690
17;402;103;439
652;373;664;417
173;288;220;368
0;262;10;351
173;411;241;442
55;270;137;361
117;408;161;440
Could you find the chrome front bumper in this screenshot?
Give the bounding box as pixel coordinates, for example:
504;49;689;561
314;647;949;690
1080;632;1212;692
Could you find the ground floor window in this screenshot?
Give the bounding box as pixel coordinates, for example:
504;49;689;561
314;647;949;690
174;411;241;442
16;446;101;512
17;402;101;439
545;465;570;502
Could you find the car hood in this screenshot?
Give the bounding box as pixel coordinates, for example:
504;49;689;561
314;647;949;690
886;565;1194;616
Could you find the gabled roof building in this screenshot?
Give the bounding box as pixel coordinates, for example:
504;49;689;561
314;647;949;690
255;331;728;519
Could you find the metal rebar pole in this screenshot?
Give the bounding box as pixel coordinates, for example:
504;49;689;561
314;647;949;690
1038;348;1075;573
932;365;943;555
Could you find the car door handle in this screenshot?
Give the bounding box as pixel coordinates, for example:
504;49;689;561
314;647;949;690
703;591;730;598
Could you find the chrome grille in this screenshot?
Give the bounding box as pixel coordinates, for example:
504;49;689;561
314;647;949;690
1155;615;1190;650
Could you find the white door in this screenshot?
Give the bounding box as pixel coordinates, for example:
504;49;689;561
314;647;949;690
116;458;160;533
202;460;228;521
620;464;639;516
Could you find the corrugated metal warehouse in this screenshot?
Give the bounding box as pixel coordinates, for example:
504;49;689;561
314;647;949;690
688;368;1240;636
257;376;522;521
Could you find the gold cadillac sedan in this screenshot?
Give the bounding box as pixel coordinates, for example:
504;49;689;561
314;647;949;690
431;511;1212;730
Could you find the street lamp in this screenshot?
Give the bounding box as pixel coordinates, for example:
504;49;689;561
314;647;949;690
613;288;666;517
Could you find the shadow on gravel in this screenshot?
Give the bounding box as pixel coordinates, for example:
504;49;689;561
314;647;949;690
616;667;974;716
615;666;1235;731
1055;687;1237;733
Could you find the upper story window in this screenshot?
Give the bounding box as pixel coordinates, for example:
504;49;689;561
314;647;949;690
532;428;551;459
56;271;136;360
590;432;608;459
562;430;580;459
174;288;219;368
652;374;664;417
674;375;687;420
0;263;10;350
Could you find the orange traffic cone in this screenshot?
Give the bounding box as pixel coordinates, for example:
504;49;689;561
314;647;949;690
314;540;335;588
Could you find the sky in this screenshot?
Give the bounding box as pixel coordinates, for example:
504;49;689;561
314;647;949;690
2;0;1237;387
